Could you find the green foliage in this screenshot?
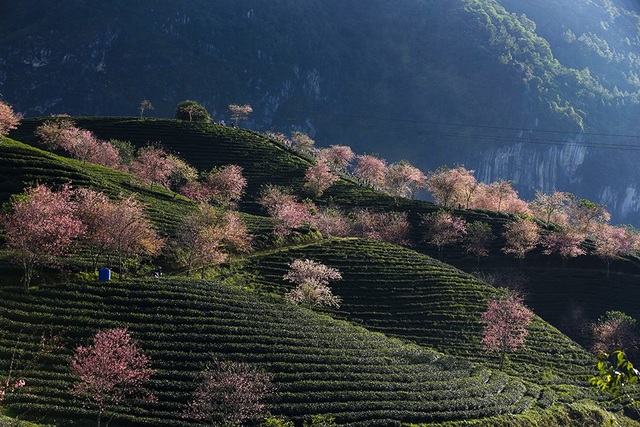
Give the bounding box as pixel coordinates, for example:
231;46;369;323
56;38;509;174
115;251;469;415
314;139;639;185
175;100;211;122
590;350;639;400
263;416;295;427
303;414;338;427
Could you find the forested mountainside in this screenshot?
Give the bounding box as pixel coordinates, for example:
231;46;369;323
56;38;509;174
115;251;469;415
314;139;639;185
3;0;640;223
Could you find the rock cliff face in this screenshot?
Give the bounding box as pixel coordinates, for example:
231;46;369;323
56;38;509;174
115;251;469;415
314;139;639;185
3;0;640;223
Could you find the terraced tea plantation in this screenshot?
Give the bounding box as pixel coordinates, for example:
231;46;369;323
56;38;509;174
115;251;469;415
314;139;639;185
2;117;639;426
0;279;540;426
241;239;597;392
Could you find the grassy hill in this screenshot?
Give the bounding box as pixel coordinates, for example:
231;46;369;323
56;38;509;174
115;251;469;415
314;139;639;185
2;118;640;426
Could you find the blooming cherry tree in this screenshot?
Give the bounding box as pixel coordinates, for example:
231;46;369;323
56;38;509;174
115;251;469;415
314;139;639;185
481;293;533;369
284;259;342;308
2;184;85;287
259;186;313;238
206;164;247;205
184;359;272;426
421;210;467;259
173;205;252;278
541;227;586;268
426;166;478;209
502;218;540;264
530;191;571;226
228;104;253;127
131;146;176;190
71;328;155;427
290;131;315;153
593;224;631;276
384;161;427;199
464;221;494;267
0;100;21;137
316;145;355;172
353;155;387;188
351;209;410;245
304;161;339;197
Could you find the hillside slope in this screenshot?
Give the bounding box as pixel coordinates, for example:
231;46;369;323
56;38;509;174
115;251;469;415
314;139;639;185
1;120;640;425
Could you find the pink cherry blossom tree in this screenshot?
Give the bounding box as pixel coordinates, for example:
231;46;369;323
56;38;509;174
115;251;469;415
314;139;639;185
228;104;253;127
173;205;252;278
566;198;611;236
309;206;352;238
74;188;113;271
70;328;155;427
353;155;387;189
290;131;315;153
284;259;342;308
541;227;586;268
591;311;639;359
384;161;427;199
502;218;540;265
259;185;313;238
104;194;164;277
471;179;523;212
421;210;467;259
205;164;248;206
130;146;176;190
351;209;410;245
304;161;339;197
316;145;355;172
2;184;85;288
425;166;478;209
481;293;533;369
139;99;154;118
0;100;21;137
530;191;571;226
593;224;632;276
464;221;494;267
184;359;272;426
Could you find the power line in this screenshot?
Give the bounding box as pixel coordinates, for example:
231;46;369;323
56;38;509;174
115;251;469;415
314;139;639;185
292;112;640;152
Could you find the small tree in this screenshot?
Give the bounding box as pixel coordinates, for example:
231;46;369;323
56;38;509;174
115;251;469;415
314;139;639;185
284;259;342;308
259;186;313;238
310;206;351;238
2;184;85;288
228;104;253;127
593;224;630;277
175;100;211;122
425;166;477;209
184;359;272;426
0;100;21;137
291;131;315;153
591;311;639;359
567;198;610;235
502;218;540;265
316;145;355;172
541;227;585;268
464;222;494;267
421;210;467;259
131;146;176;190
384;161;427;199
353;155;387;188
530;191;571;226
351;209;410;245
139;99;154;118
205;164;248;206
481;293;533;369
173;205;251;278
70;328;155;427
106;194;164;277
304;161;339;197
